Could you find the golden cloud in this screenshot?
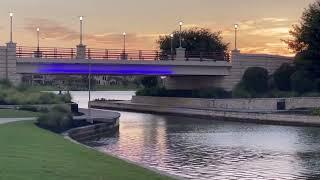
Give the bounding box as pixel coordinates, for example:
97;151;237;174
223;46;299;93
21;17;296;56
23;18;159;49
220;17;295;56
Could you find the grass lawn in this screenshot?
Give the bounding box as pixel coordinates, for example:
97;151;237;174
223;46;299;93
0;109;42;118
0;121;172;180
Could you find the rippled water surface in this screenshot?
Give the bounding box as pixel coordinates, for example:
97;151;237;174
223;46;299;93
72;91;320;179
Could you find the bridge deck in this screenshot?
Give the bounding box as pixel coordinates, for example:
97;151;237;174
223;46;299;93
17;57;232;76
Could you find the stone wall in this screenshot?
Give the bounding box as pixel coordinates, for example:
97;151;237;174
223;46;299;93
131;96;320;111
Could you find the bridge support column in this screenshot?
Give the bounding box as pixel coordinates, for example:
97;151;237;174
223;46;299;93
0;46;6;82
76;44;86;59
175;47;185;60
0;42;19;85
7;42;20;85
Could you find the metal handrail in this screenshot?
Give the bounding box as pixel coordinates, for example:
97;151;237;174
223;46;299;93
16;46;230;61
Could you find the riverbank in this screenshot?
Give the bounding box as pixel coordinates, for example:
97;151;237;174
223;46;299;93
91;100;320;127
65;108;179;179
0;121;172;180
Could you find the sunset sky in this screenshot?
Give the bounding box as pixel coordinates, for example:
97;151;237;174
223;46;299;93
0;0;315;56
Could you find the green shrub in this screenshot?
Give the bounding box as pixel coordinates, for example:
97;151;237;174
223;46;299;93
140;76;159;88
315;79;320;92
291;70;314;94
39;93;58;104
136;87;166;97
0;83;71;105
242;67;269;94
273;63;296;91
18;105;39;112
0;80;13;88
59;92;72;103
40;107;50;113
301;92;320;97
268;90;299;98
16;84;29;92
51;104;71;113
192;88;231;99
312;108;320;116
37;105;73;132
232;83;252;98
4;92;25;105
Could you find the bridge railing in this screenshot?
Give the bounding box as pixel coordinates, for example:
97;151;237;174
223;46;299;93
17;46;77;59
87;48;162;60
16;46;230;61
186;51;230;62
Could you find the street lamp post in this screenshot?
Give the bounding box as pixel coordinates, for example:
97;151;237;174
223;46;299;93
234;24;239;50
179;21;183;48
9;12;13;43
170;34;174;60
37;28;40;52
123;32;126;60
88;55;92;123
160;76;167;87
80;16;83;45
76;16;86;59
78;16;92;123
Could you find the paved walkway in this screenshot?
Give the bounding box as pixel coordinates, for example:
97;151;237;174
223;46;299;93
0;108;120;125
75;108;120;123
0;117;36;125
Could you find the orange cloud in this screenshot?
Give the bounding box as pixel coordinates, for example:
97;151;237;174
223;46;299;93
23;18;159;50
221;18;295;56
21;17;296;56
169;18;295;56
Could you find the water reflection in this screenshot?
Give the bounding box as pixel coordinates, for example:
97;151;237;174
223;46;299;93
59;91;135;108
89;111;320;179
69;91;320;179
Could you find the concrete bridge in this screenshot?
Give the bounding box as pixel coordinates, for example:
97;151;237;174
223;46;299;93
0;42;293;91
15;46;231;76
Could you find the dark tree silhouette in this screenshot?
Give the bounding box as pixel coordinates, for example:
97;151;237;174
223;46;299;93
285;1;320;78
286;2;320;55
157;27;228;56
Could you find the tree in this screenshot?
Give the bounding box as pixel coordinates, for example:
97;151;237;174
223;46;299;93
140;76;159;88
242;67;269;94
291;70;314;94
286;1;320;78
273;63;296;91
157;27;228;54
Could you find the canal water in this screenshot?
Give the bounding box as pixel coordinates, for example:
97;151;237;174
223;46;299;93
71;91;320;180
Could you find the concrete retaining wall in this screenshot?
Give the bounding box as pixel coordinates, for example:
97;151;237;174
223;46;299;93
132;96;320;111
91;101;320;127
68;121;119;142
